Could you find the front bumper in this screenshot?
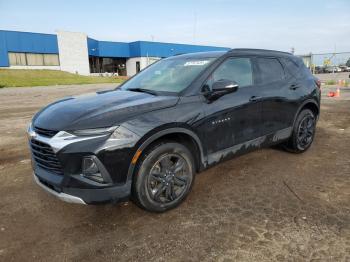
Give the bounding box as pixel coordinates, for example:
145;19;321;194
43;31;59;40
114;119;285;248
33;167;131;204
28;124;139;204
34;174;86;204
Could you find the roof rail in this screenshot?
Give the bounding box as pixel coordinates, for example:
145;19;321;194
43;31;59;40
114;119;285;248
228;48;292;55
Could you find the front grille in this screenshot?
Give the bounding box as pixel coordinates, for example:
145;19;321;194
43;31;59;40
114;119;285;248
30;139;63;175
34;126;58;138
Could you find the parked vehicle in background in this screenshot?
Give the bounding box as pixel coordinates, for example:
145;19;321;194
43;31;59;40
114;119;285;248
339;65;350;72
27;49;321;212
324;66;342;73
314;66;325;74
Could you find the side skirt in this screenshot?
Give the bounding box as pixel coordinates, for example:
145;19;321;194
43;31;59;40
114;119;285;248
205;127;292;167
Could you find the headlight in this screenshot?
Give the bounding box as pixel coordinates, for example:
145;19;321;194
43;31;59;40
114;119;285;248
69;126;139;141
69;126;117;136
110;126;139;140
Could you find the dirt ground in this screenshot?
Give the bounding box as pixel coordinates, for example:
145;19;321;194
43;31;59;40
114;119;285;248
315;72;350;82
0;84;349;261
316;72;350;83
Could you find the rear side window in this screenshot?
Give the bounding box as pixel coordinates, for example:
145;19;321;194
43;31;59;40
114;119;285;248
283;57;300;75
211;57;253;87
256;58;285;84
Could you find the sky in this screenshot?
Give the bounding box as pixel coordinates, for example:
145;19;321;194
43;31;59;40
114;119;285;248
0;0;349;54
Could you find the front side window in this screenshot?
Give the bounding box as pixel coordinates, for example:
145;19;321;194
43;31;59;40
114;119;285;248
121;57;216;93
210;57;253;88
256;58;285;84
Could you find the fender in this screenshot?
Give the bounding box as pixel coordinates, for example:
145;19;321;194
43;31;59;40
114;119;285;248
292;98;320;127
126;127;206;182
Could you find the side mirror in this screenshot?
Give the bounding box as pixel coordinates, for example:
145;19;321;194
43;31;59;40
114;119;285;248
212;79;239;93
203;79;239;101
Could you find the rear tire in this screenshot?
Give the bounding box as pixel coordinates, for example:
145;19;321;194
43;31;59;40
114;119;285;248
285;109;316;153
132;141;195;212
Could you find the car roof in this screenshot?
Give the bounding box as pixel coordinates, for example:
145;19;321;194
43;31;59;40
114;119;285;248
167;51;228;59
169;48;294;60
229;48;293;58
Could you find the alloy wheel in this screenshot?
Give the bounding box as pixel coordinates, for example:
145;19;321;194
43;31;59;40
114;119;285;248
297;114;315;149
147;153;190;203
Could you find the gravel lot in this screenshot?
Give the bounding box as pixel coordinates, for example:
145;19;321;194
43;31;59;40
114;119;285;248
0;84;349;261
316;72;350;82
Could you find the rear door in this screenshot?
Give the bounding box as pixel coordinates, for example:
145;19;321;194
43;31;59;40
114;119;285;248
254;57;298;135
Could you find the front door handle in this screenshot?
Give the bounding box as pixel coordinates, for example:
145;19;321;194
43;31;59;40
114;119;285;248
249;96;261;102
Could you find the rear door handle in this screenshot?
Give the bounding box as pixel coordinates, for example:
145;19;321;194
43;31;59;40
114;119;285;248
249;96;261;102
290;84;300;90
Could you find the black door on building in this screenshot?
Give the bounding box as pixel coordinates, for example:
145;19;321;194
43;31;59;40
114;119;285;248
136;61;141;73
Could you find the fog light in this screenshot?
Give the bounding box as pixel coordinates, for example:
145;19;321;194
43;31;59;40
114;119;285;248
82;157;104;183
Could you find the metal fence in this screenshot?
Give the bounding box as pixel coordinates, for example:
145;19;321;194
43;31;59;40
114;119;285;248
298;52;350;74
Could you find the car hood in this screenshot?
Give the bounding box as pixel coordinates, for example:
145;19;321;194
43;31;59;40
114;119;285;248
33;90;179;131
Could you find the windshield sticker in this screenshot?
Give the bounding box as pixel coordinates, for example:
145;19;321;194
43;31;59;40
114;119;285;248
184;60;210;66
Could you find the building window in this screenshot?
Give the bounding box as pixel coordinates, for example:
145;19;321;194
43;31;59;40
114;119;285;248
43;54;60;66
8;52;60;66
26;53;44;66
8;52;26;66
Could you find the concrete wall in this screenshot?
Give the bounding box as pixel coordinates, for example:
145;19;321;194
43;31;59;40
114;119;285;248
56;31;90;75
126;57;160;76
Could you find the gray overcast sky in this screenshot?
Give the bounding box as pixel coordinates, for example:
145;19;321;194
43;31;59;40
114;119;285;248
0;0;349;54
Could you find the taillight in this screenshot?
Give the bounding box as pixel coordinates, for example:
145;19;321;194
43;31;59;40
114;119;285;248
315;79;321;89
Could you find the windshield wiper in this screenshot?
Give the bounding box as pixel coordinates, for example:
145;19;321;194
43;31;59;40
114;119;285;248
128;88;158;96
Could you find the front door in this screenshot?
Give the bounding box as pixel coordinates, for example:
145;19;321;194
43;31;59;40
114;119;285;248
200;57;262;157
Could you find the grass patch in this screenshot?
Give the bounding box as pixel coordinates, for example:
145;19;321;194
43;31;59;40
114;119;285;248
0;69;126;87
325;80;336;85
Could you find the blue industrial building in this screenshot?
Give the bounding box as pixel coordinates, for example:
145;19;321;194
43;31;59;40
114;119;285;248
0;30;230;76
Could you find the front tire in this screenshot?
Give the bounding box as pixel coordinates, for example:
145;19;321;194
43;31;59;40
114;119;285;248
285;109;316;153
132;141;195;212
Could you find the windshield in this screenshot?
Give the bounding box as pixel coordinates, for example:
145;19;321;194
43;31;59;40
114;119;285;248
120;57;216;94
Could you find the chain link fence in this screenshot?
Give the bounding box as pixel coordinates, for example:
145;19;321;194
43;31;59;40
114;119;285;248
298;52;350;74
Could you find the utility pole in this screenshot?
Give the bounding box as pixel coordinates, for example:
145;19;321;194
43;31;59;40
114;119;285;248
193;11;197;44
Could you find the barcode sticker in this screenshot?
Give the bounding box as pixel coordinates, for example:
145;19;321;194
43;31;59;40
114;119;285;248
184;60;210;66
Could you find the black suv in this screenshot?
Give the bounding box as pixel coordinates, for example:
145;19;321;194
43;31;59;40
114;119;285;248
28;49;321;212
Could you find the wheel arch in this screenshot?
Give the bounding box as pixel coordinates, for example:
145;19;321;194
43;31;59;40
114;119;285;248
293;99;320;126
126;127;206;182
